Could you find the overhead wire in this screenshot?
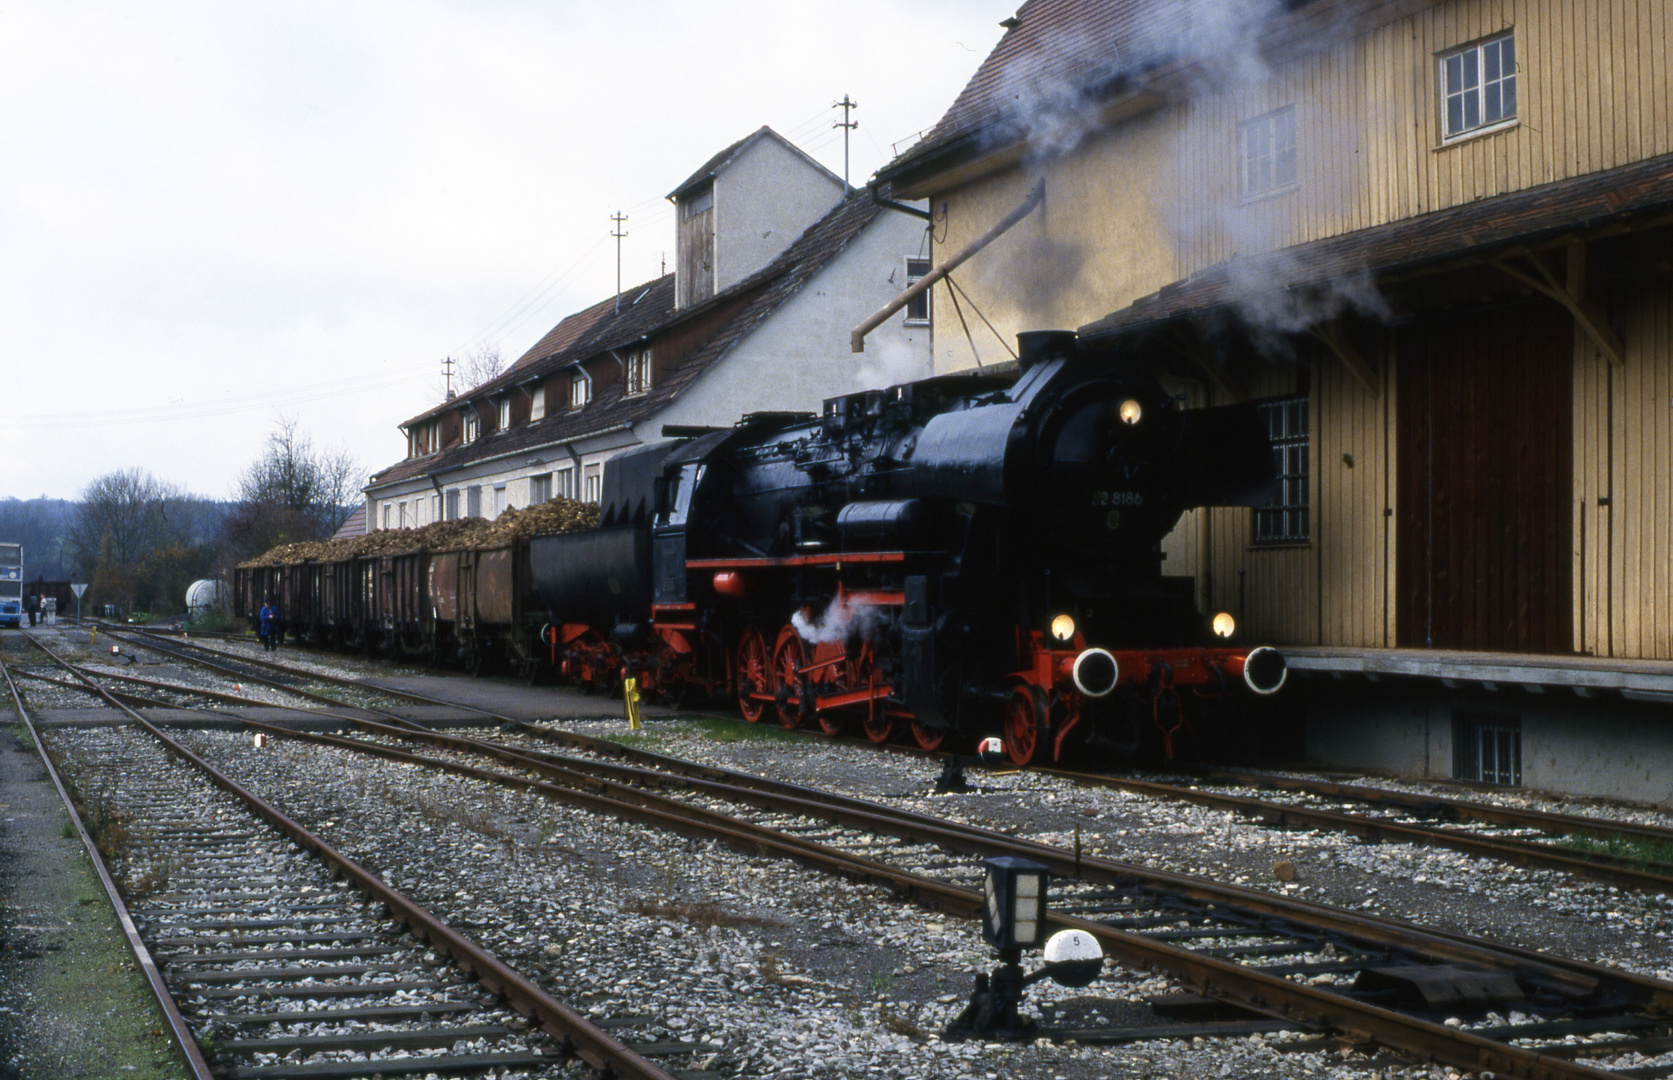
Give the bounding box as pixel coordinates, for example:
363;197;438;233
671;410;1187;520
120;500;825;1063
6;366;436;429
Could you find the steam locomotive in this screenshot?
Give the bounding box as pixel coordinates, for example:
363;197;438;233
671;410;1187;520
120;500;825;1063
530;329;1287;765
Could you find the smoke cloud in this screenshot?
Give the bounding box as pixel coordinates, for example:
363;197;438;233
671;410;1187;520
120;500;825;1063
974;0;1392;341
855;336;932;391
790;594;883;646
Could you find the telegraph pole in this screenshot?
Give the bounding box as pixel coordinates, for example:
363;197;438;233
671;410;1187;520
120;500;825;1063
611;211;628;312
832;94;858;193
441;355;457;399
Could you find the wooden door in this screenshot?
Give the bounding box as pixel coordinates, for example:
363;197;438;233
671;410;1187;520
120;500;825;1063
1397;301;1572;652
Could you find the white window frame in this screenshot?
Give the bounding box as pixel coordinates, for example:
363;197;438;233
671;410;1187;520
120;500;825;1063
497;396;511;430
381;503;391;530
1439;32;1517;142
904;258;931;325
557;467;575;500
463;409;480;443
529;473;552;504
570;371;589;410
1238;105;1298;202
583;465;601;505
625;350;651;396
529;382;546;422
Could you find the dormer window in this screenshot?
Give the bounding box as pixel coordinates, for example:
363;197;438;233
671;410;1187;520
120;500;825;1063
570;371;590;410
464;409;480;443
497;396;511;430
625;349;651;396
530;381;546;422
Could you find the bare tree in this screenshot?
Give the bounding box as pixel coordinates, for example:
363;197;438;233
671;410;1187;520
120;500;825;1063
461;344;505;389
437;344;506;400
223;418;361;561
70;469;187;569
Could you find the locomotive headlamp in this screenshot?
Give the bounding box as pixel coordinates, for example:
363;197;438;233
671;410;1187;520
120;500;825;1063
1118;398;1143;425
1049;613;1076;642
1212;611;1236;638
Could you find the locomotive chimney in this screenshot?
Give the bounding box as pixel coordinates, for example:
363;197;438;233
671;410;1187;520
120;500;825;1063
1016;330;1078;373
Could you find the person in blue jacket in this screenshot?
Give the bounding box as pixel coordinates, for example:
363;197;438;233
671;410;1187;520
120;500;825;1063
259;597;279;651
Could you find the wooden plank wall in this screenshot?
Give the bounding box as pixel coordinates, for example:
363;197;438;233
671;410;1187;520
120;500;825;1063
1162;344;1392;648
1575;278;1673;660
1169;0;1673;276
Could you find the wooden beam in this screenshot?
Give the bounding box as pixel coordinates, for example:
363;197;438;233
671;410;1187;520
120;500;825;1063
1307;320;1380;397
1161;327;1245;403
1491;246;1625;367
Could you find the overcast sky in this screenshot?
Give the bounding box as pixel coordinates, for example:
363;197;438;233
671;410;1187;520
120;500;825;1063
0;1;1006;501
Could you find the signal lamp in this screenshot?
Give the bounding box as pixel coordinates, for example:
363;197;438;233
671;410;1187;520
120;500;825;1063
1118;398;1143;425
1212;611;1236;638
1049;613;1075;642
945;858;1106;1042
981;856;1048;951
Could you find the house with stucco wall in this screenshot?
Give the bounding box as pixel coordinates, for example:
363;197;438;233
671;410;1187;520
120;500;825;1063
364;126;931;530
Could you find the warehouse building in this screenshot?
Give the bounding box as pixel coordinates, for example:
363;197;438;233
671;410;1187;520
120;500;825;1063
872;0;1673;800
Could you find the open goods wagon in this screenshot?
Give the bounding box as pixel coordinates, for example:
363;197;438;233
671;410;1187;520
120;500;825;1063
233;500;597;674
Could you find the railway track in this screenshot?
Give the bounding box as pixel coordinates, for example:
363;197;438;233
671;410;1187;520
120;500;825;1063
231;715;1673;1078
41;625;1673;1075
5;630;682;1080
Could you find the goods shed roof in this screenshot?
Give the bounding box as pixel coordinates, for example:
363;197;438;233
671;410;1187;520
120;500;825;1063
1080;150;1673;343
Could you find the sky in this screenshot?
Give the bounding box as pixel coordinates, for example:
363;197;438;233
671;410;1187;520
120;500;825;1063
0;1;1007;501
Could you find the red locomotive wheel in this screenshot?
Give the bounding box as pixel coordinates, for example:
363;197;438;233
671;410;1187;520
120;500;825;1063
909;718;946;751
735;627;771;723
772;625;805;730
1004;685;1050;766
862;710;894;742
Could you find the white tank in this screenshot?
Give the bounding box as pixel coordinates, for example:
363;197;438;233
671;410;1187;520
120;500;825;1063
186;579;226;618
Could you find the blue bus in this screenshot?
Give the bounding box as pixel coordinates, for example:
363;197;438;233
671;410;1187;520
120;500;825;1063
0;544;20;627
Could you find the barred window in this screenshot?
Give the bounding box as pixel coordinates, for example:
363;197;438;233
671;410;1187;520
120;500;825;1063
1255;396;1309;543
556;467;575;500
529;473;552;505
1441;33;1516;140
1454;712;1521;786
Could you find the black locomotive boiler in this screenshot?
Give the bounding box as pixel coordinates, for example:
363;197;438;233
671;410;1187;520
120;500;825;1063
529;329;1288;765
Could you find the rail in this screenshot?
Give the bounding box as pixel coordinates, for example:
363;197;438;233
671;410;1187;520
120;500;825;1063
19;631;679;1080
